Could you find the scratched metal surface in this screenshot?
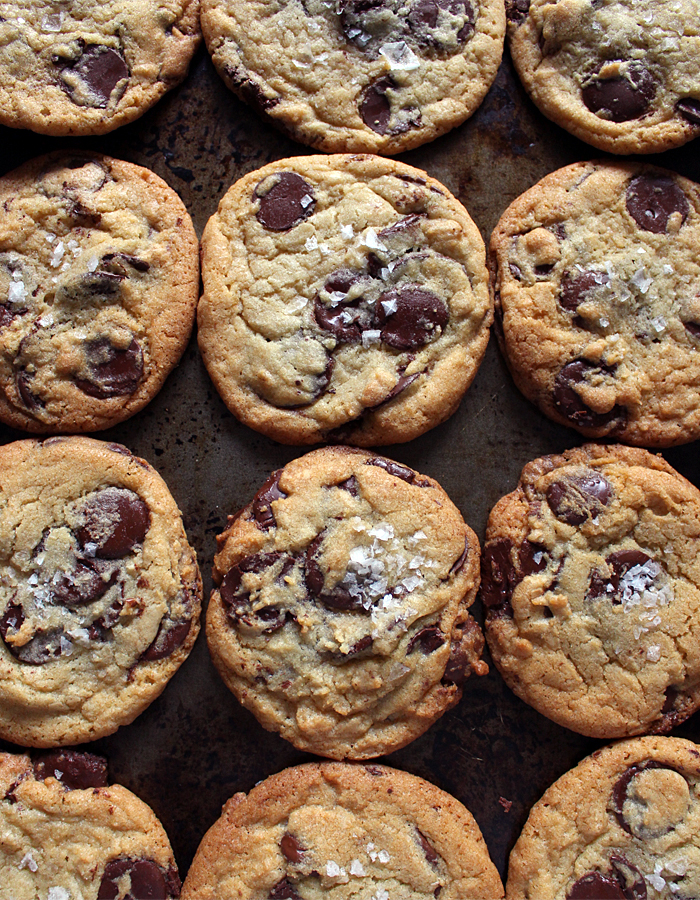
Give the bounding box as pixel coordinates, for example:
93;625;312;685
0;43;699;887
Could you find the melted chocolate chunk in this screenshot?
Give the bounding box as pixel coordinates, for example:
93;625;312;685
545;469;613;526
559;271;610;313
366;457;418;483
98;857;173;900
677;98;700;126
280;833;305;863
626;175;689;234
376;286;448;349
33;749;108;790
581;64;655;122
142;619;191;661
480;538;518;617
269;879;301;900
505;0;530;23
78;488;150;558
416;828;440;866
252;471;287;530
255;173;315;231
553;360;626;430
74;336;143;399
407;625;445;654
361;77;393;134
587;549;652;602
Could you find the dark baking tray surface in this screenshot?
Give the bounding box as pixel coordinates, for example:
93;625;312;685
1;44;699;885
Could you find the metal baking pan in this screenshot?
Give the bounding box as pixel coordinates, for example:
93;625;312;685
0;43;699;885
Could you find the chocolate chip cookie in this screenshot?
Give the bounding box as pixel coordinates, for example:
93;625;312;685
490;161;700;448
482;443;700;739
0;436;202;747
0;151;199;433
198;154;492;446
507;736;700;900
182;762;504;899
0;0;200;135
1;748;181;899
207;446;487;760
506;0;700;154
201;0;505;154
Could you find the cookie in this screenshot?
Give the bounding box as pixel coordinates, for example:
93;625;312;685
0;0;200;135
507;736;700;900
200;0;505;155
198;154;492;446
207;446;487;760
489;161;700;448
0;151;199;433
0;748;181;899
482;443;700;739
182;761;504;899
0;436;202;747
506;0;700;154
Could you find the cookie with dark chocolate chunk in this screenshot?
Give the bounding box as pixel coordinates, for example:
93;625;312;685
206;446;487;760
198;154;492;446
0;749;181;898
483;443;700;739
0;436;201;747
0;151;199;433
181;762;504;899
507;737;700;900
507;0;700;153
200;0;504;154
489;161;700;448
0;0;200;135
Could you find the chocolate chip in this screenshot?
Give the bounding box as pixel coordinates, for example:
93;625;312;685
366;457;418;483
77;488;150;559
559;271;610;312
280;833;305;863
505;0;530;23
553;360;626;430
338;475;360;496
142;619;191;661
98;858;172;900
74;337;143;399
546;470;613;526
407;625;445;654
677;98;700;126
252;471;287;530
361;77;393;134
568;872;627;900
255;173;315;231
480;538;517;617
376;286;448;350
626;175;689;234
68;46;129;107
269;880;301;900
581;64;655;122
33;750;108;790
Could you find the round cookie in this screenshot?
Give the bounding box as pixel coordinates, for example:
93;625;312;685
0;151;199;433
506;736;700;900
0;0;200;136
489;161;700;448
182;762;504;899
482;443;700;739
506;0;700;154
198;154;492;446
207;446;487;760
200;0;505;155
0;436;202;747
0;748;181;899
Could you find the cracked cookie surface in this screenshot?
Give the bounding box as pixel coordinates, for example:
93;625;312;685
198;154;492;446
0;151;199;433
201;0;504;154
506;0;700;154
482;444;700;739
490;161;700;448
207;446;486;760
0;749;181;900
507;736;700;900
0;436;202;747
181;762;504;899
0;0;200;135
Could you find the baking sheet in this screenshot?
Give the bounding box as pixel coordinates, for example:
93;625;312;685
0;43;699;884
